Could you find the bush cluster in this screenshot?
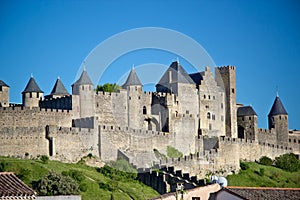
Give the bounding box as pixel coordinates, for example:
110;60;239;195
275;153;300;172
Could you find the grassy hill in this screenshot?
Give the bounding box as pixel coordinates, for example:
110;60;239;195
227;161;300;188
0;156;159;200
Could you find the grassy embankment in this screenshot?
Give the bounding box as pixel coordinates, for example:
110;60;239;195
0;156;159;200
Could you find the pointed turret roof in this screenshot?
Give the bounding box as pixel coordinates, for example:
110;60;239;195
73;70;93;86
22;77;43;94
0;80;9;87
268;96;288;116
122;67;142;88
157;61;195;87
50;77;69;95
237;106;257;117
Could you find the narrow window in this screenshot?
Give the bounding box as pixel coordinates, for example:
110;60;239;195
143;106;147;115
249;117;252;120
212;114;215;120
186;110;189;114
30;92;32;98
207;112;211;119
204;95;206;99
82;85;84;91
209;123;212;130
221;103;223;109
232;88;235;93
37;92;39;98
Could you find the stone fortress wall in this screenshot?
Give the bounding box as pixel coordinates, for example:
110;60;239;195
0;61;299;186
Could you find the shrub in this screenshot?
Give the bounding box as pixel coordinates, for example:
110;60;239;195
0;161;8;172
167;146;183;158
240;162;249;170
62;170;85;182
275;153;300;172
36;171;80;196
40;155;49;164
259;156;273;166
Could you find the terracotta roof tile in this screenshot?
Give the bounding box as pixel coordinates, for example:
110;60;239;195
0;172;36;197
225;186;300;200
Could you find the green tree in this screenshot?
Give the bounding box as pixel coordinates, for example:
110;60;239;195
275;153;300;172
259;156;273;166
95;83;121;93
36;171;80;196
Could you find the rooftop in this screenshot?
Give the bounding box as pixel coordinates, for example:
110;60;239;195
122;67;142;88
22;77;43;93
237;106;257;117
269;96;288;116
50;77;69;95
224;186;300;200
0;172;36;197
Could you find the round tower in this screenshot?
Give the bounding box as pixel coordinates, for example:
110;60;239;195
268;95;288;146
22;76;44;108
72;70;94;118
122;66;143;129
0;80;10;107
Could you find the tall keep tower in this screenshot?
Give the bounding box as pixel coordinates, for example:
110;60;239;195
22;76;44;108
215;66;237;138
122;67;143;129
268;95;288;146
72;70;94;119
0;80;9;107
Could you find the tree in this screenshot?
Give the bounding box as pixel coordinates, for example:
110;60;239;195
274;153;300;172
95;83;121;93
259;156;273;166
36;171;80;196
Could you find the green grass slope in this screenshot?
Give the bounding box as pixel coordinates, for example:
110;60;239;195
0;157;159;200
227;162;300;188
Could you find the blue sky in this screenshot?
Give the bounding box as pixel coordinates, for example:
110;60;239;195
0;0;299;129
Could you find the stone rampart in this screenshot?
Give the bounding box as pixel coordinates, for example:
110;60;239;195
47;125;99;162
40;96;72;110
72;117;97;129
0;126;48;157
0;106;72;128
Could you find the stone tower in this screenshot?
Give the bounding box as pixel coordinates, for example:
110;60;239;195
22;76;44;108
215;66;237;138
268;95;288;146
156;61;198;132
0;80;9;107
237;106;258;140
122;67;143;129
45;77;69;99
72;70;94;119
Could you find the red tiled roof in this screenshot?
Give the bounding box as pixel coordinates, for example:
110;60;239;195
225;186;300;200
0;172;36;197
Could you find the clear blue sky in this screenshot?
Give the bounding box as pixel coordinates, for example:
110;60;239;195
0;0;299;129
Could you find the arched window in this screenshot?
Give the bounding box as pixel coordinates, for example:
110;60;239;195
207;112;211;119
143;106;147;114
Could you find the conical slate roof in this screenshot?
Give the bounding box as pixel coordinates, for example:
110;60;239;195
237;106;257;117
122;67;142;88
50;77;69;95
157;61;195;87
73;70;93;86
22;77;43;93
0;80;9;87
268;96;288;116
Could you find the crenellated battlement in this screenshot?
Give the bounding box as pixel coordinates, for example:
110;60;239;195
216;65;236;71
219;136;256;144
100;125;170;137
0;106;71;114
